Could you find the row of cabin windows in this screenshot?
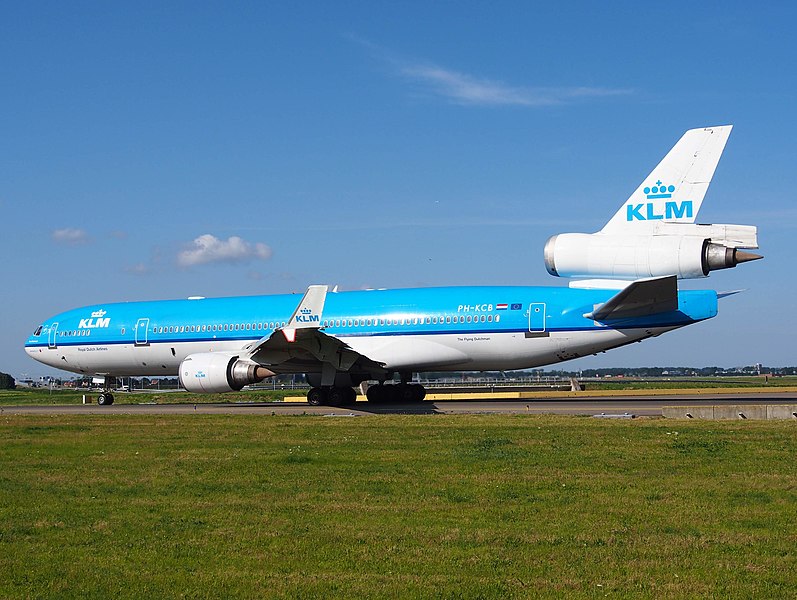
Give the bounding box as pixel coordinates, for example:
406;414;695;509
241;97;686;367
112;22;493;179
60;330;91;337
152;322;287;334
323;314;500;328
148;314;501;335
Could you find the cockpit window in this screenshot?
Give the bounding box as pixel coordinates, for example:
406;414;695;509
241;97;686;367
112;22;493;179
33;326;43;336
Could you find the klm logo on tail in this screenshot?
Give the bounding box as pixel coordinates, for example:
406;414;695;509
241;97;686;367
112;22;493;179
626;181;693;222
295;307;320;323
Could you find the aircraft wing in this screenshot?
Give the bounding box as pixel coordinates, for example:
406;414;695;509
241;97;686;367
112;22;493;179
241;285;388;378
585;275;678;321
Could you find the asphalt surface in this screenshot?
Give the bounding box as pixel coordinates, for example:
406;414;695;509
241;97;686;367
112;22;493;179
3;392;797;417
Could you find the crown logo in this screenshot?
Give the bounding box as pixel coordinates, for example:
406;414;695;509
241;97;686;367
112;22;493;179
644;180;675;200
91;309;106;318
300;308;312;314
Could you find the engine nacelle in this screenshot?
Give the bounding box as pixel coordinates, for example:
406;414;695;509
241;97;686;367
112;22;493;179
544;224;761;280
179;353;274;393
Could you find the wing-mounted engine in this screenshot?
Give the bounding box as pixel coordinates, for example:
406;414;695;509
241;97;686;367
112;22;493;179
179;353;274;393
544;222;762;281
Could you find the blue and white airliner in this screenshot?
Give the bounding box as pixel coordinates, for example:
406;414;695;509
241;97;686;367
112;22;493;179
25;126;761;406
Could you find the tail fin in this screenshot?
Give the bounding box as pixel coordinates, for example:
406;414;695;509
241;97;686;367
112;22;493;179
601;125;732;232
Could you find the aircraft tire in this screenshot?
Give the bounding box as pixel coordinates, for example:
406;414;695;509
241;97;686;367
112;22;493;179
307;387;327;406
394;384;416;403
366;385;386;403
411;384;426;402
97;393;114;406
327;387;349;407
345;387;358;404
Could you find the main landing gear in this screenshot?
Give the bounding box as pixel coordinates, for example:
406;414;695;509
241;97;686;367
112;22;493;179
306;386;358;407
305;383;427;406
365;383;425;403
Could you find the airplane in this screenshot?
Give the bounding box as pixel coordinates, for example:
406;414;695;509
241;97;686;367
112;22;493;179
24;125;762;406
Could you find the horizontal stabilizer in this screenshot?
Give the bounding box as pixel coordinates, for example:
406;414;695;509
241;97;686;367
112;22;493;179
586;276;678;321
718;289;745;299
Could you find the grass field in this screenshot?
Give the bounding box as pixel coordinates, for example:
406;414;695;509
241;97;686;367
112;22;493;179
3;376;797;406
0;387;299;405
1;414;795;598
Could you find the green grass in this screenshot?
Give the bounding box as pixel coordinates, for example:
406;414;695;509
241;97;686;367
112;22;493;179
4;375;796;406
1;414;796;598
0;387;300;405
587;376;797;390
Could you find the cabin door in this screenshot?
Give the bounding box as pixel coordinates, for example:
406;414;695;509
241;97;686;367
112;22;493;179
48;322;59;349
135;318;150;346
529;303;546;332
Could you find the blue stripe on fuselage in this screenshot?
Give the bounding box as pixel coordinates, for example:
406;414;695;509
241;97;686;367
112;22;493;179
24;286;718;349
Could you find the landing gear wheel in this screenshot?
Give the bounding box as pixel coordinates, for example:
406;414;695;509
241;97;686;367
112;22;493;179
97;393;114;406
345;387;358;405
411;384;426;402
394;384;416;403
366;384;387;403
327;387;348;407
307;387;327;406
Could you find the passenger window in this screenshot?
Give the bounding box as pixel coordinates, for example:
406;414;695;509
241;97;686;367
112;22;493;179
488;315;493;322
480;315;486;322
496;314;500;323
445;316;451;324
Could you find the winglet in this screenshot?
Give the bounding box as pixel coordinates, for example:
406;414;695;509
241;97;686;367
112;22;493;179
718;289;746;299
282;285;328;342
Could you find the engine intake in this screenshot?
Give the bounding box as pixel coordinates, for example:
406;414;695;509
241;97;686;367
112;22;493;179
179;353;274;393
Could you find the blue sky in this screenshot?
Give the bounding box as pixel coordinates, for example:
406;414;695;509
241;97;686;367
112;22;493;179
2;2;794;379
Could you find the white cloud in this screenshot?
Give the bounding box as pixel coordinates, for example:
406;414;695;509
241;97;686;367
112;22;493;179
177;234;272;267
52;228;89;244
125;262;149;275
349;37;630;107
400;63;630;107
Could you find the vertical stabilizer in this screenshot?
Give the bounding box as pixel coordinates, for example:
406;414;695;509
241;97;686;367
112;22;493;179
602;125;732;232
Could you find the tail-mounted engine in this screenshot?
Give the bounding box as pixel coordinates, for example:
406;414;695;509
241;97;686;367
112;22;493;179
543;222;761;281
179;353;274;393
